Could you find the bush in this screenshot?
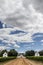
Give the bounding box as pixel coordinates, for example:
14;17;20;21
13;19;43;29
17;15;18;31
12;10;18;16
26;56;43;62
0;57;16;62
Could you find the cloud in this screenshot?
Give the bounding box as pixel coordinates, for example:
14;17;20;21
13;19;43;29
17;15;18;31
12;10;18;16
0;46;6;50
2;38;20;49
0;0;23;20
32;0;43;13
14;44;20;48
32;33;43;42
23;0;43;13
3;3;43;35
0;46;10;50
23;0;32;8
0;0;43;52
2;35;20;48
0;27;33;42
10;29;27;35
0;0;43;34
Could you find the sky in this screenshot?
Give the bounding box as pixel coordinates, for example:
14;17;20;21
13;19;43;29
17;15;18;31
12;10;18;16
0;0;43;53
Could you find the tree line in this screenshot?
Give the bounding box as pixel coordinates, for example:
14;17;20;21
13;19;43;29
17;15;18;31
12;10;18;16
0;49;18;57
25;50;43;56
0;49;43;57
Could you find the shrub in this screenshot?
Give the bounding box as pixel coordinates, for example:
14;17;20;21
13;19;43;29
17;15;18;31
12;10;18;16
26;56;43;62
0;57;16;62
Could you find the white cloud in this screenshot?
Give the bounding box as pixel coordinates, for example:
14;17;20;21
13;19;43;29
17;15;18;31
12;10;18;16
3;3;43;35
0;0;43;30
0;37;3;41
0;26;33;42
0;46;5;50
0;0;43;34
0;0;43;47
14;44;20;48
0;46;10;50
0;0;23;20
2;36;20;48
41;40;43;42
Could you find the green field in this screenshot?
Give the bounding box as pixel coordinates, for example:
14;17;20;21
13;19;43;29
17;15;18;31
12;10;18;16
26;56;43;62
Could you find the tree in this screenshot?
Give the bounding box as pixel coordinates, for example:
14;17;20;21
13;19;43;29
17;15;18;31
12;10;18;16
25;50;35;56
8;49;18;56
39;50;43;56
0;50;7;57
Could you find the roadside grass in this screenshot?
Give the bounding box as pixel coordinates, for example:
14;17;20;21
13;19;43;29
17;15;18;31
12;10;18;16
26;56;43;62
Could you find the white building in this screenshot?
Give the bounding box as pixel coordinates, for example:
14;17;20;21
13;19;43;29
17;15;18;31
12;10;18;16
3;52;8;57
35;52;40;56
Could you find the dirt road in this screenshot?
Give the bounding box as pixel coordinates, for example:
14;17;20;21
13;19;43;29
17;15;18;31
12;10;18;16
4;57;43;65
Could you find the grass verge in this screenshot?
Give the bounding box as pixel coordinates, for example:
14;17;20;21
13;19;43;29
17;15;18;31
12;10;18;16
26;56;43;62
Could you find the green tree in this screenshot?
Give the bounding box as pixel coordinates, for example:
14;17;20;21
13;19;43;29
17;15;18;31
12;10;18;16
25;50;35;56
8;49;18;56
39;50;43;56
0;50;7;57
